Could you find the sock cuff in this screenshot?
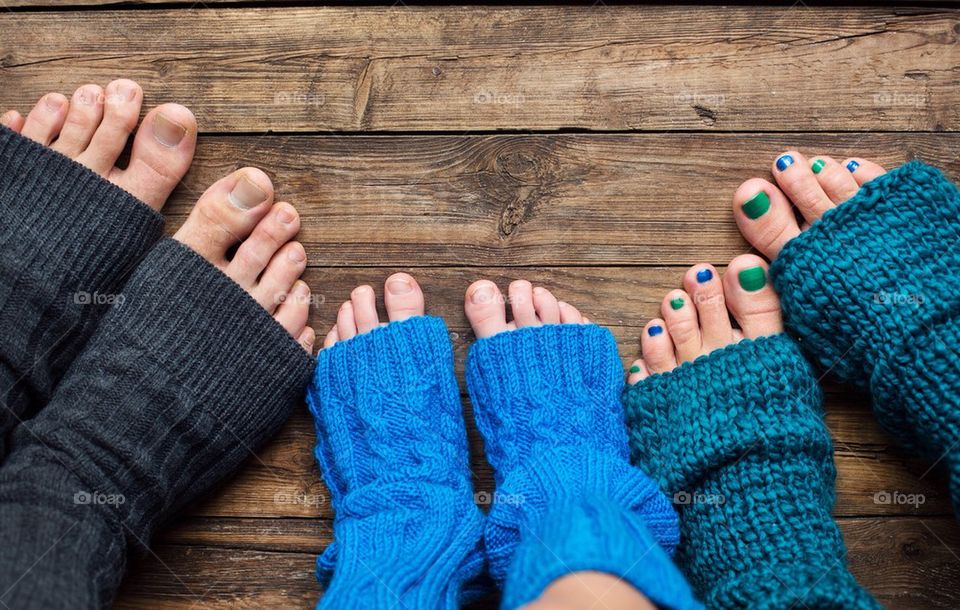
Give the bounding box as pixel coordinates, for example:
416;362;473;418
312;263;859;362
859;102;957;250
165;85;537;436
0;125;165;287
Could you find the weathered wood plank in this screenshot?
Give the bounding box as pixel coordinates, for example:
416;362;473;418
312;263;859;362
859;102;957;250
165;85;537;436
1;7;957;132
116;517;960;609
153;133;960;266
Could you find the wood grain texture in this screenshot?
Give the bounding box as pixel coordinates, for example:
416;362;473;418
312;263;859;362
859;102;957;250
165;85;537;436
154;133;960;266
114;517;960;609
0;6;957;132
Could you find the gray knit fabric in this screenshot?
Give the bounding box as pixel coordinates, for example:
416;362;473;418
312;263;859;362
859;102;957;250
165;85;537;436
0;238;315;608
0;125;165;456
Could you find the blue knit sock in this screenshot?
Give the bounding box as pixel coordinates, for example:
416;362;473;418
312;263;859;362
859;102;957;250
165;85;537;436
770;161;960;516
624;334;880;610
467;324;701;610
306;316;484;610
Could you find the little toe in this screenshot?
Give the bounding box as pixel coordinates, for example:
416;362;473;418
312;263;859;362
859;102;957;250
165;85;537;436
661;289;701;362
465;280;508;339
722;254;784;340
809;155;859;204
772;150;835;224
1;110;24;132
20;92;69;146
273;280;311;339
75;79;143;176
842;157;887;186
384;273;425;322
226;202;301;287
732;178;801;260
110;103;197;210
337;301;358;341
558;301;584;324
532;287;561;324
51;85;104;158
250;241;307;313
627;359;649;385
297;327;316;354
323;326;340;349
173;168;275;267
349;285;381;334
509;280;539;328
683;264;733;352
641;319;677;373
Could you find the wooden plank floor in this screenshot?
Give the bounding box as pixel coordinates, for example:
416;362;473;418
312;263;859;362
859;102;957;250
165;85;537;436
2;3;960;608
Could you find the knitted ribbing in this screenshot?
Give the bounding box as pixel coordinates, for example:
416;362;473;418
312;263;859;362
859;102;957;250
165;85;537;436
770;161;960;513
0;238;315;609
306;316;484;610
467;324;697;609
623;334;880;610
0;126;164;453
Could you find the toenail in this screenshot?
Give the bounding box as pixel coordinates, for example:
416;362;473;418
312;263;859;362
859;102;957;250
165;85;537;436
741;191;770;219
44;95;64;112
228;177;269;210
153;112;187;147
775;154;795;171
648;325;663;337
846;160;860;173
293;281;310;297
811;159;825;174
277;207;296;224
471;285;495;305
738;266;767;292
387;277;414;295
669;297;685;310
629;364;641;374
78;88;98;106
696;268;713;283
287;246;306;263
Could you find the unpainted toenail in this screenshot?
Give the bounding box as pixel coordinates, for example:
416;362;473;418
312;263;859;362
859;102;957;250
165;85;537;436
287;246;306;263
471;285;495;305
78;88;98;106
228;176;269;210
387;277;414;295
277;207;296;224
294;281;310;297
44;95;64;112
153;112;187;147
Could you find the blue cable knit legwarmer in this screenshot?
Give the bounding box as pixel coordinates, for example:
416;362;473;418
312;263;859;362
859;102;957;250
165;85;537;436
770;161;960;516
623;334;879;610
467;324;702;610
306;316;484;610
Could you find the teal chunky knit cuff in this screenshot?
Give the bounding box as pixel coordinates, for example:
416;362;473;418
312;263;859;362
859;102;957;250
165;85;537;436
468;324;692;607
770;161;960;513
307;316;484;610
624;334;879;610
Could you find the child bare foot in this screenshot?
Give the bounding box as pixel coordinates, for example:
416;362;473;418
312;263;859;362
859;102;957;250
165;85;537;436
2;79;197;209
626;256;782;384
172;168;314;350
321;272;425;348
464;278;589;338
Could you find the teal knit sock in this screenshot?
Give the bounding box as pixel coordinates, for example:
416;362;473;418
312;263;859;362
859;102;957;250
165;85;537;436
467;324;701;610
770;161;960;516
306;316;484;610
624;334;879;610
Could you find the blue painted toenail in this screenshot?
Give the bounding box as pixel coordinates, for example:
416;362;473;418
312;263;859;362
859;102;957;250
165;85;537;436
775;154;795;171
696;268;713;283
648;325;663;337
846;160;860;173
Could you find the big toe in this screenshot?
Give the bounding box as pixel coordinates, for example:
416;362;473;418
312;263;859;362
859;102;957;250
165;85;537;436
110;103;197;210
722;254;783;340
732;178;801;261
384;273;425;322
465;280;508;339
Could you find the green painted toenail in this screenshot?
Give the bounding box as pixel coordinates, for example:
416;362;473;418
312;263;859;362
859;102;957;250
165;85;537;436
811;159;825;174
738;266;767;292
669;297;684;310
629;365;641;374
741;191;770;219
